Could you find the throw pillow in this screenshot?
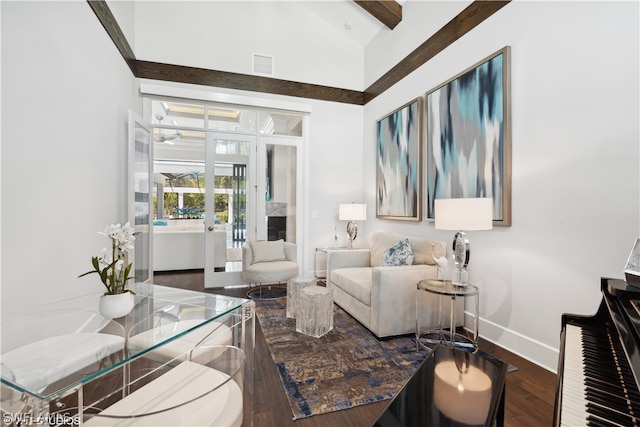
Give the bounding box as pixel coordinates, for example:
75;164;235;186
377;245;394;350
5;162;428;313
381;239;414;266
250;240;287;263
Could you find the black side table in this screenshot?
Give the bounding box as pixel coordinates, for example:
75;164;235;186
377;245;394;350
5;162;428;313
372;344;507;427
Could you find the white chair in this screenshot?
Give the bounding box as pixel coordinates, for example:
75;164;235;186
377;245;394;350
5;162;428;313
85;345;246;427
1;309;125;392
242;240;298;294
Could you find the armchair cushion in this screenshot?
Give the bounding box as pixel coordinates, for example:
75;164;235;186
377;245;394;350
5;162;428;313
381;239;414;266
250;239;286;263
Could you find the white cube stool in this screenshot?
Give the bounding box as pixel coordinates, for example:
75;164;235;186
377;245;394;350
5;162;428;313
286;277;317;319
296;285;333;338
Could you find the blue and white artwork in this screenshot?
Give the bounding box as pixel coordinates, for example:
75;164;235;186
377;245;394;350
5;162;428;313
376;98;422;220
426;47;511;225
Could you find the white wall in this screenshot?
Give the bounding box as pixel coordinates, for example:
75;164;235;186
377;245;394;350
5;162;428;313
1;1;140;315
363;1;640;370
133;1;365;90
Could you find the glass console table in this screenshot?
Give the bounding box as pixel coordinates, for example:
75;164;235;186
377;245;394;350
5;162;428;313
0;283;254;426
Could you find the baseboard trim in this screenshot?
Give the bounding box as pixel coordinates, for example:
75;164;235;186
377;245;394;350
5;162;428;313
463;311;558;373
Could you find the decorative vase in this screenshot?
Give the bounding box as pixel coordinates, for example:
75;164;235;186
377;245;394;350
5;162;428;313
99;292;134;319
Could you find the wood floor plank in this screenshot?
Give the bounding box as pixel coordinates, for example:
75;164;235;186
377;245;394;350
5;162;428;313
153;271;556;426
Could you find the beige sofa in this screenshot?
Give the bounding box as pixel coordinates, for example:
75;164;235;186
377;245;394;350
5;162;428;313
327;231;463;338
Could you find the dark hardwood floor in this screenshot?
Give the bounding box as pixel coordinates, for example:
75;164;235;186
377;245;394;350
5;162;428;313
153;270;556;426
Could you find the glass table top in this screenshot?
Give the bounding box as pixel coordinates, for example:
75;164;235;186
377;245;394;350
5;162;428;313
0;283;249;401
418;279;479;297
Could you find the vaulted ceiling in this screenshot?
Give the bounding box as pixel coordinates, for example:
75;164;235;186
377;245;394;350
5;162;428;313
354;0;403;30
90;0;509;105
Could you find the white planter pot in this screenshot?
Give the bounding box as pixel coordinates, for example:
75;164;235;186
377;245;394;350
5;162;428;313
99;292;134;319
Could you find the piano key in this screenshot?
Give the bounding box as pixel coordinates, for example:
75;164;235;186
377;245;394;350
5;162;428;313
560;323;640;427
587;402;636;426
587;415;628;427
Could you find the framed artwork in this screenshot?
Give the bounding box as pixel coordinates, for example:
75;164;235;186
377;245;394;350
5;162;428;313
376;97;423;221
426;46;512;226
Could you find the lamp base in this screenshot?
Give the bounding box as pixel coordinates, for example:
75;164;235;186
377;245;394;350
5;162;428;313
452;231;470;285
346;221;358;249
453;267;468;287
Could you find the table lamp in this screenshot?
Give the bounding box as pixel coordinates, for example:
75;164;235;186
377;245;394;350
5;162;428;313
339;203;366;249
434;198;493;286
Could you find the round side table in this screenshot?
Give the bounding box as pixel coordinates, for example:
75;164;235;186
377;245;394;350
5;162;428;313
416;279;479;352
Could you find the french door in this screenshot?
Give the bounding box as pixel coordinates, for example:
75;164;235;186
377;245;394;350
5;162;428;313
204;132;256;288
146;96;307;287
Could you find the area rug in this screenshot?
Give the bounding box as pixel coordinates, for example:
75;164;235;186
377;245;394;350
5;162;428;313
254;297;429;420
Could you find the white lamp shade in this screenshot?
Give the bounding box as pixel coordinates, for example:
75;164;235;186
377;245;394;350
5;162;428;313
339;204;367;221
434;198;493;231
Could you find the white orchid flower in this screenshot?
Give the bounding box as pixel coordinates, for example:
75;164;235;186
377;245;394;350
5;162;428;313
80;222;136;295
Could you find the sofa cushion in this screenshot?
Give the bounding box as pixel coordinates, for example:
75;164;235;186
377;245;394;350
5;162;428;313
331;267;372;306
409;237;442;265
381;239;414;266
369;231;442;266
370;232;409;267
250;240;286;263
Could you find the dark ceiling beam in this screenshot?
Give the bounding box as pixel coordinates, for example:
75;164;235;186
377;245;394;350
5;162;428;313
363;0;511;104
135;61;365;105
354;0;402;30
87;0;137;74
88;0;509;106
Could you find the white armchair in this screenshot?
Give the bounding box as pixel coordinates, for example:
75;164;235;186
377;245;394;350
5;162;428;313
241;240;298;285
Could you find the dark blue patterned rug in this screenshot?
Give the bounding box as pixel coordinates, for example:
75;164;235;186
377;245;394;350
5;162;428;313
254;298;430;420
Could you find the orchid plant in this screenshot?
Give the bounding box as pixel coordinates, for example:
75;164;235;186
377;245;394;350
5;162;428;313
79;222;136;295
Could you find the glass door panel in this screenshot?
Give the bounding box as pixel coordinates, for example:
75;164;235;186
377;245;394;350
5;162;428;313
152;128;206;277
257;137;300;245
258;110;304;136
205;132;256;288
128;111;153;283
208;104;256;133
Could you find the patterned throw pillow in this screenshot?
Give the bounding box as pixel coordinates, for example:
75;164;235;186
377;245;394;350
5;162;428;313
381;239;414;266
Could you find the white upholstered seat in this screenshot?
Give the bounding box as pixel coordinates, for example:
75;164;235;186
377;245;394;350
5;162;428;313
241;240;298;285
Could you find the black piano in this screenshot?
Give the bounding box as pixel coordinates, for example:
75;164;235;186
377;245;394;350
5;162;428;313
554;277;640;426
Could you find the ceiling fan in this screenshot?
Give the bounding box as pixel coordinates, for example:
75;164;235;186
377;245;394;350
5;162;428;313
154;115;180;143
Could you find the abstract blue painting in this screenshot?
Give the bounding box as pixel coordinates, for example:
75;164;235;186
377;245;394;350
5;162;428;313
426;47;511;226
376;98;422;220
